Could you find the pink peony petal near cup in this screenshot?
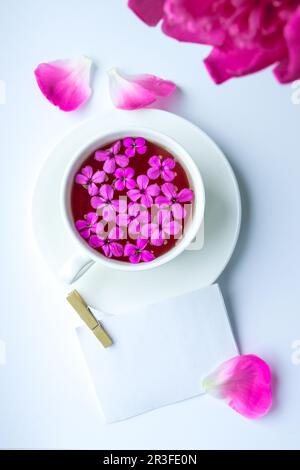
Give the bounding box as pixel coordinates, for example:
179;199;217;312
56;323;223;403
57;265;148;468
202;354;272;420
107;67;176;110
128;0;165;26
34;56;92;111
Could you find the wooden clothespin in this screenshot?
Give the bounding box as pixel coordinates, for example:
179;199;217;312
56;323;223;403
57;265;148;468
67;290;113;348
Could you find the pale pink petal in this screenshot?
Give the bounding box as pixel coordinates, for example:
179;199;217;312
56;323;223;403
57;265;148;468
177;188;193;203
164;220;181;236
107;67;175;110
141;250;155;262
34;56;92;112
109;226;124;240
203;355;272;420
137;174;149;190
147;183;160;196
103;158;116;174
100;184;114;201
141;223;157;238
102;205;116;222
110;242;124;257
128;0;165;26
117;213;130;226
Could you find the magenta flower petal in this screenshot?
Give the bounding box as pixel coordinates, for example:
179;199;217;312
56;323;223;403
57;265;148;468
89;235;103;249
93;170;106;184
149;155;161;167
115;154;129;168
137;174;149;190
107;67;176;110
140;194;152;208
171;202;184;219
115;179;126;191
161;182;176;199
34;56;92;111
147;183;160;197
155;195;170;206
136;238;148;251
177;188;193;203
147;167;160;180
75;174;88;185
128;0;165;26
87;183;98;196
124;243;137;257
141;250;155;262
100;184;114;201
95;150;109;162
129;252;141;264
103;158;116;174
203;355;272;420
128;189;141;202
110;242;124;257
274;7;300;83
81;166;93;179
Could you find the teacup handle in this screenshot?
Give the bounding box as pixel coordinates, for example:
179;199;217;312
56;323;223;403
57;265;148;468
60;253;95;284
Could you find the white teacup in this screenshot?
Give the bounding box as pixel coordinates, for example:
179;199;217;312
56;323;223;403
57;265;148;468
60;128;205;283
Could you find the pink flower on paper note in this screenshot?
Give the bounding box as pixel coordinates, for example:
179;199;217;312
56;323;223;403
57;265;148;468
75;166;106;196
91;184;120;221
124;238;155;263
123;137;147;157
147;155;176;182
34;56;92;111
107;67;176;110
127;175;160;208
142;209;181;246
128;1;300;84
114;167;136;191
75;212;100;239
89;227;124;258
155;182;193;218
95;140;129;174
203;354;272;419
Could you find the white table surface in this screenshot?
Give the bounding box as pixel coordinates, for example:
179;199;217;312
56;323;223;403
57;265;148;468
1;0;300;450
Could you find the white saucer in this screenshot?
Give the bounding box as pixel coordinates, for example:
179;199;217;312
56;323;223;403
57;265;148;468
32;109;241;313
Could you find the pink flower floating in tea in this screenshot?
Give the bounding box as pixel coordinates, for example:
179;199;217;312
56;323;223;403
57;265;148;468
128;0;300;84
107;67;176;109
203;354;272;419
73;137;194;264
34;56;92;111
95;140;129;174
147;155;176;182
75;166;106;196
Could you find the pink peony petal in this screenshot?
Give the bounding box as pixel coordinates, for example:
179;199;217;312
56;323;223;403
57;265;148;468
128;0;165;26
203;355;272;420
107;67;176;110
34;56;92;111
274;7;300;83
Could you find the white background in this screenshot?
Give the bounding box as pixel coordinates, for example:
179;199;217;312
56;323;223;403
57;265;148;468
1;0;300;450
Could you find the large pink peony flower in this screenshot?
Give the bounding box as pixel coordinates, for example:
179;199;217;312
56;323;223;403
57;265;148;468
128;0;300;84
